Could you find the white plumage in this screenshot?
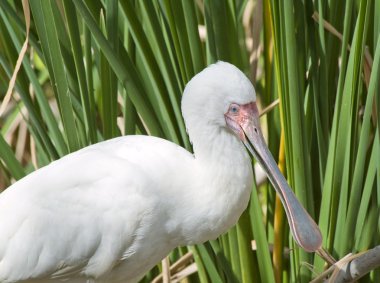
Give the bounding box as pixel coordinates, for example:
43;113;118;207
0;62;255;282
0;61;321;283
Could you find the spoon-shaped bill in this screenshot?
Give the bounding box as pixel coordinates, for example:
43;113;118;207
242;103;322;252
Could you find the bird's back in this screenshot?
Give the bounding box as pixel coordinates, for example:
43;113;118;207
0;135;194;282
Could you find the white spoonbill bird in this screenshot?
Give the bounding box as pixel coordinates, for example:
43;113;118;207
0;62;321;283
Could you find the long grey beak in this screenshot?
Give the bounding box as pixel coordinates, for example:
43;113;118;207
242;103;322;252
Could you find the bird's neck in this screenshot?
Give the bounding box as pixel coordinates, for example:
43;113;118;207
194;127;248;166
177;125;253;245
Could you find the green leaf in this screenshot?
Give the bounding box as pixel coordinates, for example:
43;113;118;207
0;134;25;180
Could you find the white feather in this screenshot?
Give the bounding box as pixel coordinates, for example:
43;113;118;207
0;62;255;282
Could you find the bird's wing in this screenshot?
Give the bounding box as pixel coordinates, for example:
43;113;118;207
51;261;88;279
0;135;193;282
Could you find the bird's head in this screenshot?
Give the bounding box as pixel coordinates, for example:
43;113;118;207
182;61;258;143
182;61;322;253
182;62;268;163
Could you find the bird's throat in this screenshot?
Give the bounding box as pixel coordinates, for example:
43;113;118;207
178;129;253;245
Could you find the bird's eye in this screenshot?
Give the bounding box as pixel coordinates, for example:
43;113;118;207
229;104;240;114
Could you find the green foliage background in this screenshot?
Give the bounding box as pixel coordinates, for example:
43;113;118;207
0;0;379;282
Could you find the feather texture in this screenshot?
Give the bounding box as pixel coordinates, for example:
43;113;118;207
0;62;255;282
